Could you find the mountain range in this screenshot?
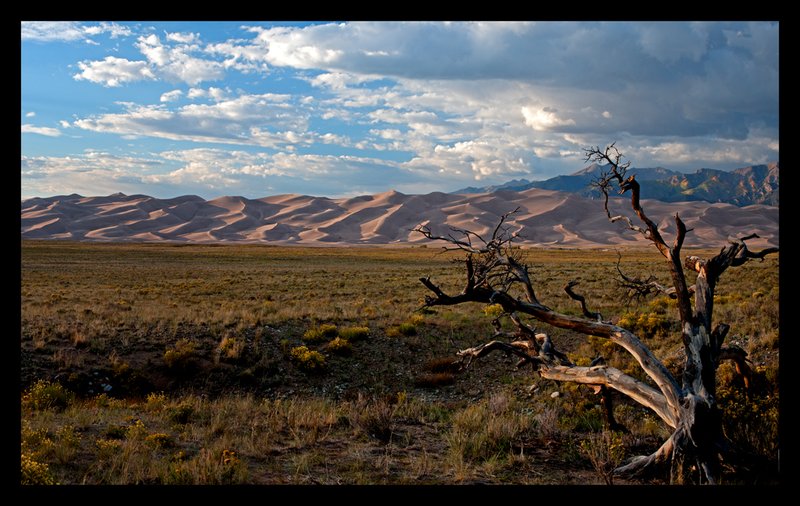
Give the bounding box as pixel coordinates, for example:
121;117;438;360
21;186;778;249
455;162;779;207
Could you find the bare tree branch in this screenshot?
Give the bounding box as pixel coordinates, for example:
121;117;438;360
585;145;694;324
614;252;696;302
457;338;676;428
417;232;683;421
564;280;604;321
415;144;777;484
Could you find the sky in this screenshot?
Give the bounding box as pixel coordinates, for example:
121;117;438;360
21;21;779;199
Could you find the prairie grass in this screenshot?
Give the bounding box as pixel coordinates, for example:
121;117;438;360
20;241;778;484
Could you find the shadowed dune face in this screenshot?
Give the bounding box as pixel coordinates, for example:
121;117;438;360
21;189;779;249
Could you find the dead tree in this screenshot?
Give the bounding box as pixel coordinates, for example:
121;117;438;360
413;144;777;484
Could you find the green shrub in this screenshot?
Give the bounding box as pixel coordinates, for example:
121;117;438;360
290;346;326;372
408;314;425;326
167;403;195;425
126;419;148;440
303;324;338;342
217;336;245;361
145;432;175;449
717;365;779;458
325;337;352;355
95;438;122;459
398;322;417;336
22;380;73;412
338;326;370;341
617;311;672;338
483;303;505;318
386;321;419;337
579;431;626;485
21;452;56;485
145;392;168;411
164;339;197;369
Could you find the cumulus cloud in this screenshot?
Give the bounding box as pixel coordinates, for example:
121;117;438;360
73;93;311;147
83;22;133;39
25;112;36;118
521;106;576;131
136;33;223;85
23;22;778;198
186;86;227;101
21;146;420;199
166;31;199;44
405;138;534;181
74;56;155;87
21;151;163;198
160;89;183;102
21;124;61;137
216;22;776;141
69;31;225;88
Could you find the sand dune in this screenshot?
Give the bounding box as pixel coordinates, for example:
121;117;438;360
21;189;779;249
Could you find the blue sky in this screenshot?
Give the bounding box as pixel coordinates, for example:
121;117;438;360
21;21;778;199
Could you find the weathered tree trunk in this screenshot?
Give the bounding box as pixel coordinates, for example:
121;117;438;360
413;144;777;484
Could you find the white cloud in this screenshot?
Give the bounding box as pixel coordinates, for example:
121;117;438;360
310;72;379;90
405;139;532;181
137;34;169;65
214;22;776;143
24;22;778;198
204;40;270;73
73;93;309;147
187;88;205;99
22;21;87;42
208;87;227;101
82;22;132;39
188;86;228;101
21;124;61;137
21;152;163;198
629;135;777;167
25;112;36;118
22;21;132;42
59;120;71;128
136;33;223;85
160;89;183;102
166;32;199;44
71;32;225;88
73;56;155;87
153;148;277;184
521;106;576;131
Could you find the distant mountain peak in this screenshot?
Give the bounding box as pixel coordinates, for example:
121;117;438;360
569;163;606;176
454;162;778;207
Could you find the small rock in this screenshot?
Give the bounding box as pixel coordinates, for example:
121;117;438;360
550;391;561;398
527;384;539;393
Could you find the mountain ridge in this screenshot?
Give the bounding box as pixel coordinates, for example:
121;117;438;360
454;162;779;207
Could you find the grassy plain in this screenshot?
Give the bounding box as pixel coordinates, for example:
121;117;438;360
20;241;779;484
